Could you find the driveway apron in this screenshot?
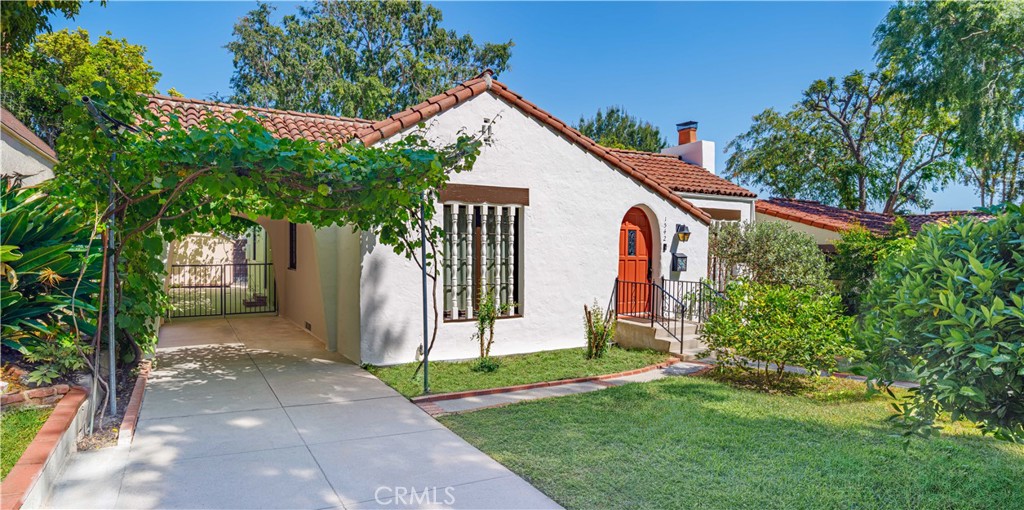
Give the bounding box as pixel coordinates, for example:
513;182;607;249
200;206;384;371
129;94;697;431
45;316;559;510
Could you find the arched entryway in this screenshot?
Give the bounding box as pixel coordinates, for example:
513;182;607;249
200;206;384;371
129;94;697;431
618;206;653;314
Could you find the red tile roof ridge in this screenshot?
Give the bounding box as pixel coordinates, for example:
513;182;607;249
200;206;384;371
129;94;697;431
146;94;373;125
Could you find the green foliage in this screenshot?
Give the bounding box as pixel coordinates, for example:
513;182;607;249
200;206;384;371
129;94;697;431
710;221;831;292
227;0;513;120
859;203;1024;442
575;106;666;153
725;69;956;214
1;28;160;148
471;357;501;374
832;219;914;314
0;0;85;56
23;331;93;385
473;288;512;359
583;302;614;360
876;0;1024;206
54;80;485;357
703;280;854;383
1;181;101;352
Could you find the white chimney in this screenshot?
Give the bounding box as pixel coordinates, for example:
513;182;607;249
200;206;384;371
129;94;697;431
661;121;716;174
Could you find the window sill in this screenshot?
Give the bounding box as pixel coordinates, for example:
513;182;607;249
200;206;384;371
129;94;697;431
443;314;523;324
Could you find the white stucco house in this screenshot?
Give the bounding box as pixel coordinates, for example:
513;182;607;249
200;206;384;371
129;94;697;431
151;71;756;365
1;108;57;186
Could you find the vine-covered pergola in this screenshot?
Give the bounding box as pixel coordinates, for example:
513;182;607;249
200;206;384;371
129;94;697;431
54;82;485;419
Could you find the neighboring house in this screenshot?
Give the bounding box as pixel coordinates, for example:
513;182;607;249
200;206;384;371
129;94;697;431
149;71;755;365
756;197;992;251
1;108;56;186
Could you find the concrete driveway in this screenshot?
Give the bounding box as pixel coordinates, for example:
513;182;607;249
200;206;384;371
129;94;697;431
46;317;559;509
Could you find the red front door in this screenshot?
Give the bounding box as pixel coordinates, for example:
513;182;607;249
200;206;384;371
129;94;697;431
618;207;652;314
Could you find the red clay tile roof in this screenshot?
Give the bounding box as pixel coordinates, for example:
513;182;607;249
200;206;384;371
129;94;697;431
606;148;757;198
353;72;713;224
757;198;992;236
146;95;372;144
1;107;57;162
903;210;994;235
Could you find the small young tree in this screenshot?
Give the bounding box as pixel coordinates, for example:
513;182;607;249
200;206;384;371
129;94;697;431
859;204;1024;442
702;280;854;384
583;302;615;360
710;221;831;292
471;288;511;372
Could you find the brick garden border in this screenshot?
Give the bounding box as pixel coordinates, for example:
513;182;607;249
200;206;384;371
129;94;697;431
117;360;151;446
1;387;88;510
411;358;686;404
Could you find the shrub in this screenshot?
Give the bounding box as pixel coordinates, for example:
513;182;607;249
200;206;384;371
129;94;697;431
832;220;914;314
859;204;1024;442
470;356;501;373
583;302;615;359
710;221;831;292
702;279;854;383
23;332;93;385
1;181;100;352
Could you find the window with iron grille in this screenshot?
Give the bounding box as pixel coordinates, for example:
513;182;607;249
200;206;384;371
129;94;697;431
441;203;522;321
288;222;297;270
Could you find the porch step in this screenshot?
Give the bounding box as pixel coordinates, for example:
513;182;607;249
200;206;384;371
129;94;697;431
614;318;706;360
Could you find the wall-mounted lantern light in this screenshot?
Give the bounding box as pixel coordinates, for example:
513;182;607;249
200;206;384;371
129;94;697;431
672;253;688;272
676;224;691;242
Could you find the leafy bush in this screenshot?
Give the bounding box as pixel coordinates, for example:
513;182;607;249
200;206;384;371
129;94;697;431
583;302;615;359
23;332;93;385
859;204;1024;441
832;220;914;314
470;356;501;373
702;279;854;383
710;221;831;292
1;181;100;352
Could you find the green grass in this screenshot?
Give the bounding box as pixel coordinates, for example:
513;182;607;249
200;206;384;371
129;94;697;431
1;407;52;480
440;374;1024;510
367;346;668;398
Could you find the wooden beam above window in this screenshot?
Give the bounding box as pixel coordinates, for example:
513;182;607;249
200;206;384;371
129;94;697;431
439;184;529;206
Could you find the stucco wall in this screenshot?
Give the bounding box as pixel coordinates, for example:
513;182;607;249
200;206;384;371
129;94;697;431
1;133;55;186
755;212;841;245
261;219;329;346
357;92;712;365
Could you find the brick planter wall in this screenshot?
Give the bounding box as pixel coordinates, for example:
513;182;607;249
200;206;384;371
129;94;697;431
1;385;73;408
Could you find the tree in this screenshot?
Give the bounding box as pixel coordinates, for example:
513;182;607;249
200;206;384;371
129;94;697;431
1;28;160;148
710;221;831;292
226;1;513;120
0;0;86;56
858;205;1024;442
726;70;956;214
575;106;667;153
875;1;1024;207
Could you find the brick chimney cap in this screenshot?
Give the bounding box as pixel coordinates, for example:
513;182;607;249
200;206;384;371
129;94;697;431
676;121;698;131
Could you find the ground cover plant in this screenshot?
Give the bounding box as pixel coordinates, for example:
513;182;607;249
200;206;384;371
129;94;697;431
367;346;667;398
440;375;1024;510
1;406;52;479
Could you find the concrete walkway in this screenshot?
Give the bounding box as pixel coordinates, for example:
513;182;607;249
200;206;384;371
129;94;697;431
426;362;709;414
45;317;559;510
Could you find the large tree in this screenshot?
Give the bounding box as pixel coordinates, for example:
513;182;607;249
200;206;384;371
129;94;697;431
875;0;1024;207
575;106;666;153
226;0;513;120
725;70;956;214
1;28;160;148
0;0;85;56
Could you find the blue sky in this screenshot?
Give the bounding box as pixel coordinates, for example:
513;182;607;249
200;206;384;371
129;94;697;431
52;1;977;211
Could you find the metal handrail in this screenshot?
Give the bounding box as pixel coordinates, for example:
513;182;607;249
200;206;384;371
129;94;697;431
614;278;689;354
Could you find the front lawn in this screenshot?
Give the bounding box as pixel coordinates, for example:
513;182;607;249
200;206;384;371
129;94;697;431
1;407;52;479
367;346;668;398
440;375;1024;509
